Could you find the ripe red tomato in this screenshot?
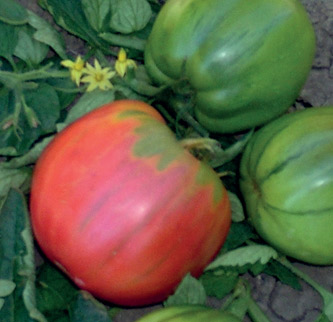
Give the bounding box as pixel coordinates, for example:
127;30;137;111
30;100;231;306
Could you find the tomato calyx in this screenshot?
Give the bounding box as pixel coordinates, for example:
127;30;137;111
180;137;220;161
170;77;193;97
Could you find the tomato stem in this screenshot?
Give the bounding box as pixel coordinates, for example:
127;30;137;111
221;278;271;322
99;32;146;51
170;96;210;137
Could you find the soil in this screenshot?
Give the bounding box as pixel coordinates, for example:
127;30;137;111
15;0;333;321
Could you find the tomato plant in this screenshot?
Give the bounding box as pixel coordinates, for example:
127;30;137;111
144;0;316;133
240;106;333;265
136;305;241;321
30;100;231;306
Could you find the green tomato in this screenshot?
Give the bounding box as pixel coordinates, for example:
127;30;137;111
144;0;316;133
240;106;333;265
136;305;241;322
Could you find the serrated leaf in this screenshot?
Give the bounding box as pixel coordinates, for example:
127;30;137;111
164;274;206;307
110;0;152;34
14;25;49;66
81;0;111;32
206;245;278;271
200;269;238;299
0;189;46;321
27;10;67;59
0;0;28;25
228;191;245;222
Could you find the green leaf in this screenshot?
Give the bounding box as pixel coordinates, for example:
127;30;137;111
14;25;49;66
36;262;77;314
200;269;239;299
110;0;152;34
1;67;64;157
0;298;4;311
0;0;28;25
60;90;115;129
164;274;207;306
0;21;19;61
0;166;31;198
46;77;78;110
0;280;16;297
81;0;111;32
0;189;46;321
221;222;256;253
27;10;67;59
24;82;60;133
0;82;59;156
2;135;53;168
41;0;110;52
228;191;245;222
316;313;331;322
70;291;112;322
263;260;302;291
206;245;278;271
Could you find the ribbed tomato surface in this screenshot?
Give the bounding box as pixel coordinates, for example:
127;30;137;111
30;100;231;306
240;106;333;265
144;0;315;133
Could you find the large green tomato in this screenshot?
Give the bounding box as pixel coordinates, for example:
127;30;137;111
136;305;241;322
240;106;333;265
145;0;316;133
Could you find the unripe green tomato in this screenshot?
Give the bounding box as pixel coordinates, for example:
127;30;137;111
145;0;316;133
135;305;241;322
240;106;333;265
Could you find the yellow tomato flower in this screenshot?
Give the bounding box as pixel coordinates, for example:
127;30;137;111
81;59;116;92
61;56;85;86
115;48;137;77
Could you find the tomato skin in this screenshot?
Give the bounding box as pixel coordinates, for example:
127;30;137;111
30;100;231;306
144;0;315;133
240;106;333;265
136;305;241;322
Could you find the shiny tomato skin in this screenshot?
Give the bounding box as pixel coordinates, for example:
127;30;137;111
240;106;333;265
144;0;315;133
30;100;231;306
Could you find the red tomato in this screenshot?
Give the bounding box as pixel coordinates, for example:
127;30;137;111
30;100;231;306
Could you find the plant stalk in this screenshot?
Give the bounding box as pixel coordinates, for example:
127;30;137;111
99;33;146;51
